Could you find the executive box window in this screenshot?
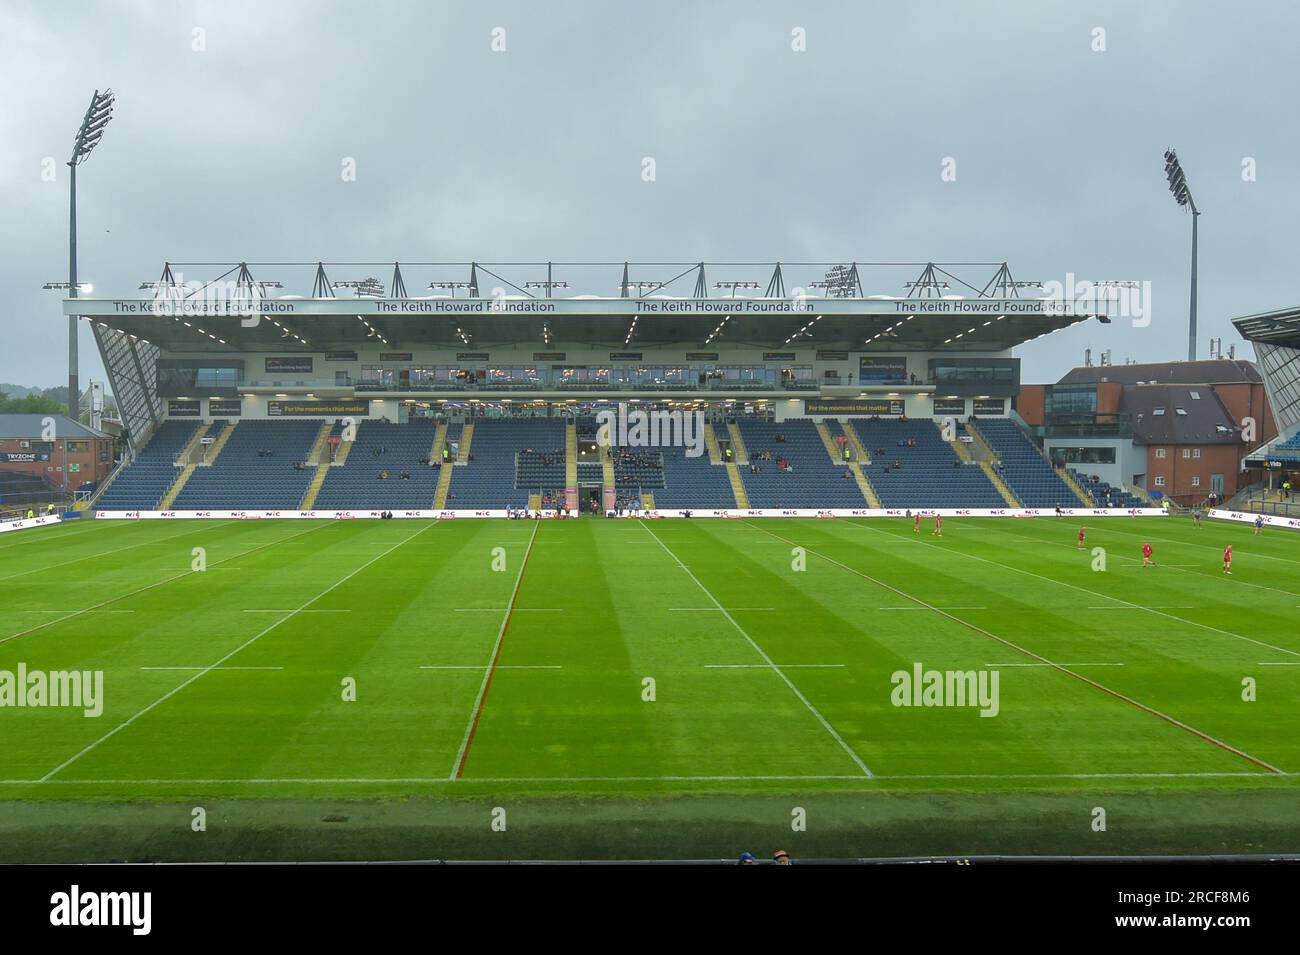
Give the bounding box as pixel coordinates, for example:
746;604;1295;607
1050;446;1116;466
157;360;244;398
927;357;1020;397
1045;386;1099;417
930;359;1018;384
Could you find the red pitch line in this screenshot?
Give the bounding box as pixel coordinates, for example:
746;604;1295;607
455;524;541;779
749;521;1284;776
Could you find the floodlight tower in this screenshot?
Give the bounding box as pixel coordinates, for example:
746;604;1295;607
1164;148;1200;361
67;89;115;416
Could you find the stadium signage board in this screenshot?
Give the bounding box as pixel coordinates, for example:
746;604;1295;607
1;515;61;533
167;399;201;416
973;398;1006;415
456;352;490;361
763;352;797;361
70;297;1093;318
859;356;909;384
0;451;50;462
933;398;966;415
804;398;904;415
267;400;370;416
380;352;413;362
94;507;1168;520
324;351;358;361
265;357;313;373
1208;508;1300;530
208;398;243;416
1243;456;1285;470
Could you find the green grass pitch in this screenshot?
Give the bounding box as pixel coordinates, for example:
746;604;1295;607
1;514;1298;861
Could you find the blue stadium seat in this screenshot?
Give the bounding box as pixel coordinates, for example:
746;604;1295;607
737;420;865;508
315;420;439;509
96;419;202;510
974;419;1077;507
850;419;1004;507
174;420;322;508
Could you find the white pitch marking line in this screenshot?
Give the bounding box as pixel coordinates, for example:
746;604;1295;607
0;521;334;649
705;663;845;669
140;666;283;671
419;665;561;670
0;519;113;552
670;607;775;612
764;520;1286;776
640;519;873;778
242;609;352;613
16;609;135;614
878;606;986;611
0;520;239;583
0;770;1283;786
976;519;1300;602
39;520;441;783
839;519;1300;662
1259;662;1300;666
1086;606;1196;610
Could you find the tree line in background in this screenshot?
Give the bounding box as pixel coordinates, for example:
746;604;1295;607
0;384;69;416
0;384;119;419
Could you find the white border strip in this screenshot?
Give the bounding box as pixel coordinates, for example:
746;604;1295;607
93;507;1168;520
1209;508;1300;531
0;515;63;534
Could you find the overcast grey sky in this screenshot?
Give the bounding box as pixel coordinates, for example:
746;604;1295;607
2;0;1298;389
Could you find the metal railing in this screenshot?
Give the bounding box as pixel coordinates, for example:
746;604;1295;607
1232;490;1300;518
239;376;822;394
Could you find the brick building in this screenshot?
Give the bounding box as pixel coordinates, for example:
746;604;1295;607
1015;360;1276;504
0;414;116;493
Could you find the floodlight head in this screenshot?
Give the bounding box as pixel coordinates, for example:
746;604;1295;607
71;89;115;164
1164;147;1195;210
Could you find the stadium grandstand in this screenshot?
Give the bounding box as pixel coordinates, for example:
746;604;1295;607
1230;306;1300;519
58;259;1145;518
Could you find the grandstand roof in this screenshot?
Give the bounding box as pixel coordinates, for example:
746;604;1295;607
1118;385;1242;445
67;295;1097;354
1233;304;1300;350
0;414;110;440
1058;359;1263;387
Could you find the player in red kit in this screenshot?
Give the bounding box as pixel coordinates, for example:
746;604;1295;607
913;512;921;534
1223;544;1233;574
1141;542;1155;567
1076;526;1086;550
932;513;943;537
